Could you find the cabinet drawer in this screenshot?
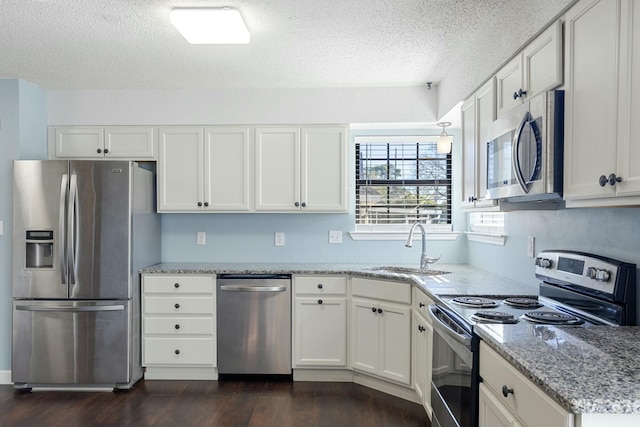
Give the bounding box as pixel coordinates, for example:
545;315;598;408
144;296;214;315
480;342;572;427
351;277;411;304
144;317;213;335
143;337;215;366
143;275;214;294
294;276;347;295
413;287;434;321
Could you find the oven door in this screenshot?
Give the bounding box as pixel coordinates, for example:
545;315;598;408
429;304;479;427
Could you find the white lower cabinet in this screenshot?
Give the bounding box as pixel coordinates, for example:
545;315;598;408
412;287;434;417
293;276;347;367
350;278;411;385
142;274;217;379
479;341;572;427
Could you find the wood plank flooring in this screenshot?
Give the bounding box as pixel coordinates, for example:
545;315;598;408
0;380;431;427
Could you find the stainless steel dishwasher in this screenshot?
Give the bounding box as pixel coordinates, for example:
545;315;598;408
216;274;292;376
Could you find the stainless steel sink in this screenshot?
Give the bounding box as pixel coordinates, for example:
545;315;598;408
367;266;450;276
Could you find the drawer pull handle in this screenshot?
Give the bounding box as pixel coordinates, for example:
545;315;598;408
174;283;180;288
502;385;514;398
175;349;180;355
175;303;180;309
317;284;323;289
318;299;323;304
175;324;180;330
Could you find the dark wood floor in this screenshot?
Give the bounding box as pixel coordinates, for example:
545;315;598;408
0;380;431;427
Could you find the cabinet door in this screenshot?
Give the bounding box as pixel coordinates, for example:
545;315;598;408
479;383;523;427
617;0;640;196
475;79;497;204
255;127;300;211
564;0;620;200
379;302;411;385
204;127;252;211
294;297;347;367
54;127;104;158
104;127;156;159
461;95;477;207
300;126;348;212
351;298;380;375
523;20;563;100
158;127;204;211
413;311;433;414
496;55;524;117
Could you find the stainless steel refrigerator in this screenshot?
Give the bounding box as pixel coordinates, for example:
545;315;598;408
12;160;160;390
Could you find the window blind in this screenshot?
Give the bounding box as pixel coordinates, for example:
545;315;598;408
355;137;452;228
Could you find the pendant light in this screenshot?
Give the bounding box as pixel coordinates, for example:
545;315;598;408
436;122;452;154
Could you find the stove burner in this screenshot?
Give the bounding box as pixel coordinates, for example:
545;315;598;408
522;311;584;325
471;310;518;324
503;297;543;309
450;296;499;309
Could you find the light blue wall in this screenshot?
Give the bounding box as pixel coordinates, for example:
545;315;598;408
161;128;467;265
0;79;47;373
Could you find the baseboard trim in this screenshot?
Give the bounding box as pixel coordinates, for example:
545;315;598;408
144;367;218;380
0;370;11;385
293;369;353;382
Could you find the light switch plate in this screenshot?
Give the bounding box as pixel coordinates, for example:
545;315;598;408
329;230;342;244
275;232;285;247
196;231;206;245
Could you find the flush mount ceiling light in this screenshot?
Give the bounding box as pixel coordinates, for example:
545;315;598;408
436;122;452;154
170;7;250;44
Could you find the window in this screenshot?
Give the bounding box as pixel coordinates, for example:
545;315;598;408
355;136;452;232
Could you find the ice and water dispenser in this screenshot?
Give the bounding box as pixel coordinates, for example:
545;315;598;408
25;230;54;269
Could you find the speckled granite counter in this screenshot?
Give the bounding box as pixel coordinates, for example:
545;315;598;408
139;262;538;297
476;323;640;414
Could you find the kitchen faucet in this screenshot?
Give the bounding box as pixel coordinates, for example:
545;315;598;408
405;222;441;270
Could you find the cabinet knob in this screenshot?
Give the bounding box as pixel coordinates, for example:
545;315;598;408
377;308;383;314
599;174;623;187
204;202;209;207
301;202;306;207
295;202;300;207
175;324;180;330
174;303;180;309
197;202;203;207
317;284;323;289
104;148;109;154
418;325;425;332
97;148;102;154
174;282;180;288
468;196;477;203
502;385;514;398
419;302;425;308
175;349;180;355
318;299;323;305
513;88;527;99
371;307;377;313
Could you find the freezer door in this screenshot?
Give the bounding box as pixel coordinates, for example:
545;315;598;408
13;160;70;299
69;161;131;299
12;300;131;386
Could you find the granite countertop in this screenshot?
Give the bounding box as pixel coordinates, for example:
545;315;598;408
475;323;640;414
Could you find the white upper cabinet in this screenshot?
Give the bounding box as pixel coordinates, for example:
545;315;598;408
563;0;640;206
496;20;563;117
158;126;252;212
461;78;498;210
51;126;156;159
255;125;348;212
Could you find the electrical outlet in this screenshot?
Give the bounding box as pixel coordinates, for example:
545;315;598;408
275;232;285;247
329;230;343;244
196;231;206;245
527;236;535;258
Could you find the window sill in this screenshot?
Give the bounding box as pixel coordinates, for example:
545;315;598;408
464;231;506;246
349;231;461;241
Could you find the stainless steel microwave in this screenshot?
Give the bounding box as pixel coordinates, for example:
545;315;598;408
485;90;564;202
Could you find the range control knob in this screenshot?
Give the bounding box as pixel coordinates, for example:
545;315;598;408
535;257;553;268
587;267;611;282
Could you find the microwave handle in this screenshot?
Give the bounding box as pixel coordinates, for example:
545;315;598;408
512;111;534;194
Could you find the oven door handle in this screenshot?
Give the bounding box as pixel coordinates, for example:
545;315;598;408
428;304;472;347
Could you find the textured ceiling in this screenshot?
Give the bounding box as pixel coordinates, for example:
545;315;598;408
0;0;573;115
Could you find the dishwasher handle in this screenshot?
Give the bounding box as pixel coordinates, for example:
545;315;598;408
219;285;287;292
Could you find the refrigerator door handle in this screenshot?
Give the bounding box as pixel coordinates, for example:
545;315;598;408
58;173;69;285
67;173;78;285
15;304;125;312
